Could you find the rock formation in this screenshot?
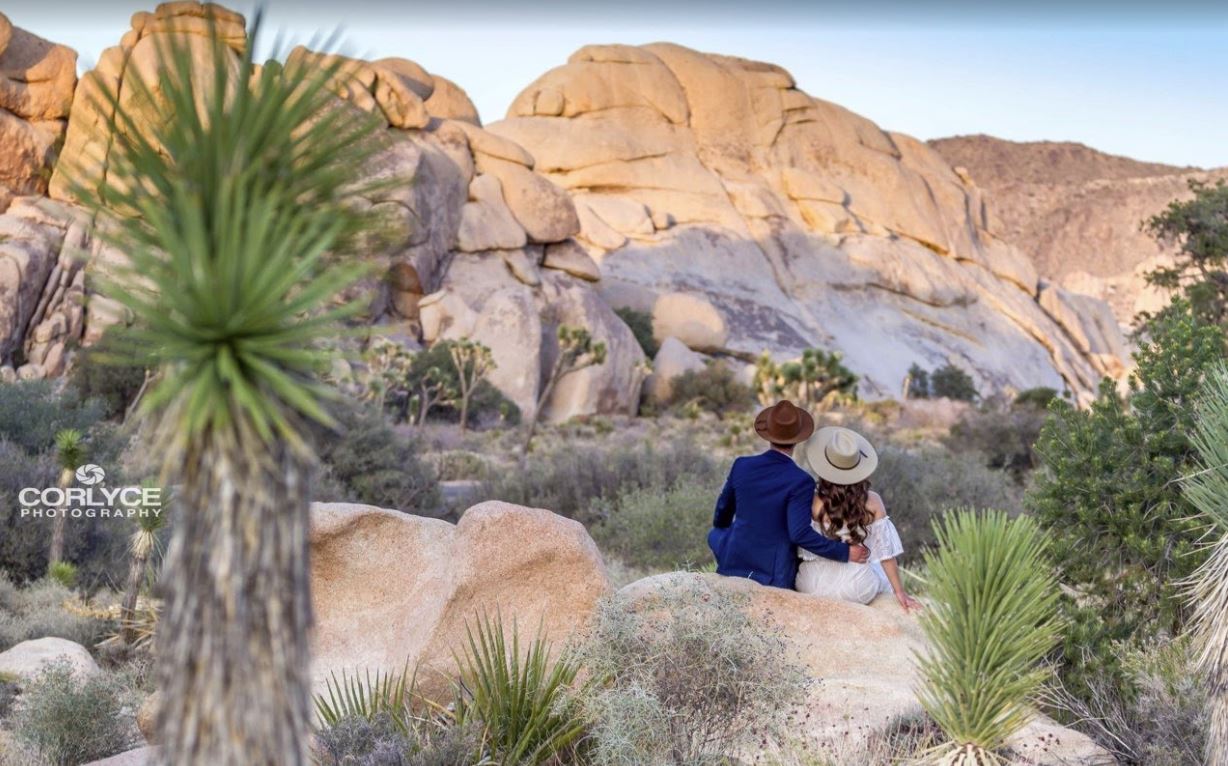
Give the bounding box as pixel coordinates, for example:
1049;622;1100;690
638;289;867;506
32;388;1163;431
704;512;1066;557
488;44;1128;401
623;572;1114;764
930;134;1228;326
0;5;1133;409
0;12;76;210
309;500;1112;763
309;500;611;700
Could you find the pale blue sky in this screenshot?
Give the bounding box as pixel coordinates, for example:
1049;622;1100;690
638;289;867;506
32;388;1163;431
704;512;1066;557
8;1;1227;168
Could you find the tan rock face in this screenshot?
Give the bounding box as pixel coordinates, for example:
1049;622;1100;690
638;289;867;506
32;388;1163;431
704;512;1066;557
930;134;1228;327
618;573;1114;765
644;336;706;404
0;14;76;207
309;501;611;701
490;44;1127;402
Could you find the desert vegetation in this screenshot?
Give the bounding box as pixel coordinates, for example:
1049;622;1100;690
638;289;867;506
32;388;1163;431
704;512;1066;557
0;12;1225;766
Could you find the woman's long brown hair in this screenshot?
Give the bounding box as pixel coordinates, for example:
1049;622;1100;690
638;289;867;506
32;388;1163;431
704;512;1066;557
813;479;874;545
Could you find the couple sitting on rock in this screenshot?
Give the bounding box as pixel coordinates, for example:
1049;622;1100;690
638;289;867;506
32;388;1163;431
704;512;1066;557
708;400;922;612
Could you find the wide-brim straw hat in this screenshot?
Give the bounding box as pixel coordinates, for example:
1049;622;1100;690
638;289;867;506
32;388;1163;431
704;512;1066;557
797;426;878;485
754;400;815;445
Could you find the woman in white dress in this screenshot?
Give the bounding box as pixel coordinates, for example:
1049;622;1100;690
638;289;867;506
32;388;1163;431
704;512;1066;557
793;426;922;612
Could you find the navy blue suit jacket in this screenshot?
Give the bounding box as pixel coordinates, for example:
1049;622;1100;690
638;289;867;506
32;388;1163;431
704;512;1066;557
707;449;849;589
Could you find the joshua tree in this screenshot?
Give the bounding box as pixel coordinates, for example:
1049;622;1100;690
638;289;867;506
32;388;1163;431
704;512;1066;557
523;325;607;451
48;428;84;566
753;348;857;408
75;16;387;765
406;342;459;425
449;339;495;431
916;509;1061;765
119;483;168;647
1184;365;1228;765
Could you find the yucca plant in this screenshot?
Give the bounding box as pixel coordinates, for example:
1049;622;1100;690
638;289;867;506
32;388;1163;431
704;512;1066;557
47;560;78;590
72;9;390;764
119;482;168;646
47;428;85;565
1184;364;1228;765
314;664;415;735
452;612;587;765
915;509;1061;765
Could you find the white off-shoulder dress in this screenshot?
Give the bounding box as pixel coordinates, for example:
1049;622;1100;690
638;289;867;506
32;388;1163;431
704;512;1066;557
795;517;905;604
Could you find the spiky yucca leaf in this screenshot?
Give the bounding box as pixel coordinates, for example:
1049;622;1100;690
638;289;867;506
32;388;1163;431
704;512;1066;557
74;12;390;453
1183;364;1228;765
915;509;1061;764
313;664;416;735
54;429;85;473
453;612;586;766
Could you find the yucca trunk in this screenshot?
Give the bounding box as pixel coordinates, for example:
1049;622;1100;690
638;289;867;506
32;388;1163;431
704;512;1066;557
120;537;153;646
48;467;73;565
155;430;313;765
1190;532;1228;764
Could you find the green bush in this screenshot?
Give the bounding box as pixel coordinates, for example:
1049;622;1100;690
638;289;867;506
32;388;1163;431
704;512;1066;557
314;713;489;766
11;660;139;766
0;579;108;652
480;438;723;525
1013;386;1060;410
591;479;714;572
577;579;806;765
614;307;657;359
0;381;105;454
1029;298;1223;697
316;402;441;515
667;362;753;418
65;330;148;420
929;363;978;401
944;399;1048;476
871;446;1023;555
916;510;1061;763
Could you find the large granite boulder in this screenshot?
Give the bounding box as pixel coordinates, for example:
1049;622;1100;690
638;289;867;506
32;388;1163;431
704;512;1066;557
309;501;611;701
0;636;99;682
0;12;76;209
619;572;1114;765
490;44;1129;403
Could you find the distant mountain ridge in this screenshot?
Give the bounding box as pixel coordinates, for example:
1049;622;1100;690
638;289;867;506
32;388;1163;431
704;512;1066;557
929;134;1228;324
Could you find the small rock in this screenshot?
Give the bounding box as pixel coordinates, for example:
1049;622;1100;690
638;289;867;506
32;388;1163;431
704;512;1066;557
542;240;601;282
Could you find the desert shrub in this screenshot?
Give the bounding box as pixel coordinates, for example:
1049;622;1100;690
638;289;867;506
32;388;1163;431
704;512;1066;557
929;363;978;401
1049;638;1207;766
1014;386;1060;409
315;713;414;766
590;479;714;572
1029;298;1223;697
578;580;806;765
0;672;18;720
917;510;1061;763
0;571;16;612
0;579;109;652
481;438;723;524
614;307;657;359
10;660;139;765
944;398;1049;476
667;362;753;418
452;614;585;765
316;402;440;514
871;446;1023;555
46;562;76;590
65;330;148;420
0;381;106;454
905;363;931;399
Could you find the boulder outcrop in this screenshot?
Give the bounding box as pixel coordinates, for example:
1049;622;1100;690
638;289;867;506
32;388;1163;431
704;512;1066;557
930;134;1228;326
309;501;611;700
0;12;76;210
490;44;1128;402
620;572;1114;764
0;636;99;682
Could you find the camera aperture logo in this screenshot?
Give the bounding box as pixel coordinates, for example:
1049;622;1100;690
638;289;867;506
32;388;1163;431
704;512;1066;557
20;465;163;521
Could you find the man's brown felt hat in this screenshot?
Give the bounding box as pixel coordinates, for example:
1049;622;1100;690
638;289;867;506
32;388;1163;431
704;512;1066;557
753;400;815;445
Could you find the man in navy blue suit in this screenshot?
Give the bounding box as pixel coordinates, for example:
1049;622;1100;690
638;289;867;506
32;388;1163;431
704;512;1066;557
708;400;869;589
